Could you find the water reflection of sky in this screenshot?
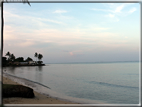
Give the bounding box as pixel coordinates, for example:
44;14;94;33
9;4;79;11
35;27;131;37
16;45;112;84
3;62;139;104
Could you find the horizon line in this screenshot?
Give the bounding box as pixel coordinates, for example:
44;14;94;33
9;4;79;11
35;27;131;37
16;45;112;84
45;60;140;64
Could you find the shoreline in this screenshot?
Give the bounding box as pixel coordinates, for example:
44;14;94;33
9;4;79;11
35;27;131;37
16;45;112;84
2;71;106;105
2;64;46;67
2;76;78;104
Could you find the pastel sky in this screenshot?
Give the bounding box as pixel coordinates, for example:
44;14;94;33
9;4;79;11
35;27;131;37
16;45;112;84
3;2;140;63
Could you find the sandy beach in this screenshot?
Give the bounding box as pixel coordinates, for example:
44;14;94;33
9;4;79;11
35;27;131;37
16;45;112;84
2;76;77;104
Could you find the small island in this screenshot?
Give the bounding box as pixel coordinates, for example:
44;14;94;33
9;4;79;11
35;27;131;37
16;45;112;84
2;52;45;67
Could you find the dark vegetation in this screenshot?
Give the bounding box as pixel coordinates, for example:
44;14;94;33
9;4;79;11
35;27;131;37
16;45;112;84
2;84;35;98
2;51;45;67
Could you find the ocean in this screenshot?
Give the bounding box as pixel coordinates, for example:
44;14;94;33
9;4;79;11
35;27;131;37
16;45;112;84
3;62;140;104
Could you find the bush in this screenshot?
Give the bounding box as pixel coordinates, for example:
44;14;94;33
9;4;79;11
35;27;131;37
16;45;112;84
3;84;35;98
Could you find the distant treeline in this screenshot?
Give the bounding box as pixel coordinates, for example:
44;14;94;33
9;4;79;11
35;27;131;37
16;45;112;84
2;52;44;66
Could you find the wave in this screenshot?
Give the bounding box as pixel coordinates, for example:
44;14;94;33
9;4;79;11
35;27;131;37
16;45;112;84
88;81;138;89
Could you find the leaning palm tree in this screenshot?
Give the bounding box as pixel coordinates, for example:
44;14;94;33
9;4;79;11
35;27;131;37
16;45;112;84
4;0;30;6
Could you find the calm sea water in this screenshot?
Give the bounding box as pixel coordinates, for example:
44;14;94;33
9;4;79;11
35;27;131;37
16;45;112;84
3;62;140;104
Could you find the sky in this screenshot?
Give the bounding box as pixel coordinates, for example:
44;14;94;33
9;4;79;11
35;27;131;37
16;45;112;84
3;2;140;63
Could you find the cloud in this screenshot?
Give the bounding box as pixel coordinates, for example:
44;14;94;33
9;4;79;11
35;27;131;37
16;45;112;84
107;13;115;18
4;25;16;40
92;4;126;14
128;7;136;14
4;10;65;31
88;26;110;31
37;18;65;25
114;4;125;13
53;10;67;13
30;25;112;44
105;14;119;22
19;40;35;47
92;3;137;22
91;8;113;13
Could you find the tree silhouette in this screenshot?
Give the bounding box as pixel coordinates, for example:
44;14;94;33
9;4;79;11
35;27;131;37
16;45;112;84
5;51;10;56
2;57;7;66
34;52;38;63
5;52;15;62
5;51;11;60
10;54;15;61
38;54;43;61
15;57;24;62
37;54;43;64
25;57;33;62
4;0;31;6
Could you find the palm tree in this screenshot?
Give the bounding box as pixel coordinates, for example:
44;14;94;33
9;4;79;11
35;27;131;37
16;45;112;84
10;54;15;62
5;51;10;56
4;0;30;6
5;51;11;60
34;52;38;64
37;54;43;64
38;54;43;61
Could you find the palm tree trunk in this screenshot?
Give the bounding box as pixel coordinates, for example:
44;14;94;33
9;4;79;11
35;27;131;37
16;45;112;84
1;2;3;57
